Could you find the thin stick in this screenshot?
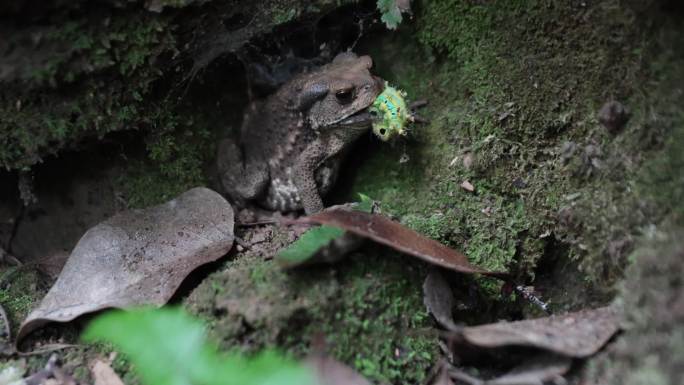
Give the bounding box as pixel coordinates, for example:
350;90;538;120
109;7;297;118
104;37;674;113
17;344;78;356
513;284;551;314
237;220;279;227
447;366;483;385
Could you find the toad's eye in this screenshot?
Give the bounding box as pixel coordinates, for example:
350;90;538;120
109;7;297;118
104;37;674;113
335;88;354;104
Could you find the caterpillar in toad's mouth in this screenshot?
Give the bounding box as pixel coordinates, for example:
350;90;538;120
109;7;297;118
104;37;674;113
369;83;414;141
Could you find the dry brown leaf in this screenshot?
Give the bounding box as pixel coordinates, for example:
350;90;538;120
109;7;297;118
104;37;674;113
460;306;619;357
423;269;460;332
460;181;475;192
448;354;571;385
17;187;234;343
306;354;372;385
432;364;454;385
91;359;125;385
486;354;571;385
296;210;507;279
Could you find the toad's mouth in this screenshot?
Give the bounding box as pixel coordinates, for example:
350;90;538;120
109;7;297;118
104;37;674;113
335;109;374;129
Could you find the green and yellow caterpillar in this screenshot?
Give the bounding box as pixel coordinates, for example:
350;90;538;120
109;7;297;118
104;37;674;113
369;82;411;141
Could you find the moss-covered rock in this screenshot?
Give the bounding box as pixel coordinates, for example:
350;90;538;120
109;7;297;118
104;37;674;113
0;0;357;206
583;227;684;385
351;0;683;308
185;225;438;384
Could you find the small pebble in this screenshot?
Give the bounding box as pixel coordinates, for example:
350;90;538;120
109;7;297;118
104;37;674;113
598;100;629;133
460;181;475;192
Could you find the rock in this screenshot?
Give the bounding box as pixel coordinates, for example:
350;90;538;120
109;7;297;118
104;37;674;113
598;101;630;133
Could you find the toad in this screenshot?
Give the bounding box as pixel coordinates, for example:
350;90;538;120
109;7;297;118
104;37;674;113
218;52;384;214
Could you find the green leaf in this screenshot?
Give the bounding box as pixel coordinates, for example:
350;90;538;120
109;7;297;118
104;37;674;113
83;307;314;385
277;225;345;266
377;0;403;30
275;195;376;266
355;193;375;213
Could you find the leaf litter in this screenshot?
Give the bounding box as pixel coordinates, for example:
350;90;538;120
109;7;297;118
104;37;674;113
448;354;572;385
276;196;373;267
440;307;618;384
423;269;461;332
8;192;620;382
289;209;508;279
458;306;620;358
281;208;620;383
16;187;234;345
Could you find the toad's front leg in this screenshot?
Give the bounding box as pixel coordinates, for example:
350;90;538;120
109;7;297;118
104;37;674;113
293;141;328;215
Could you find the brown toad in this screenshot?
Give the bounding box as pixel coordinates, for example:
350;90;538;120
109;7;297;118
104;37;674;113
218;52;384;214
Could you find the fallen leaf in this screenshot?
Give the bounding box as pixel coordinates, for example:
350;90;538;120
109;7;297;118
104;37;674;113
276;196;373;268
277;225;345;266
34;252;70;280
448;354;571;385
486;354;571;385
460;181;475;192
295;210;507;279
423;270;460;332
17;187;234;344
431;363;454;385
306;355;371;385
459;306;619;357
91;360;125;385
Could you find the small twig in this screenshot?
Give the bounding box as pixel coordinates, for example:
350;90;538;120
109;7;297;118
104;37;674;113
513;284;551;314
17;343;78;356
411;115;431;124
448;366;483;385
409;100;428;110
237;220;279;227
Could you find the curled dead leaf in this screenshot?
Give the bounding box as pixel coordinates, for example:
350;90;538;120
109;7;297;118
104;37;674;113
459;306;620;357
423;269;461;332
448;354;571;385
17;187;234;344
296;210;507;279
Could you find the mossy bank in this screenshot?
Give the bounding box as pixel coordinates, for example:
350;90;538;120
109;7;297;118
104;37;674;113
1;0;683;384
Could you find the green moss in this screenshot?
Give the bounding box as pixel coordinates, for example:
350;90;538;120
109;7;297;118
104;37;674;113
0;11;175;171
352;0;678;305
117;117;211;208
0;268;41;328
316;254;437;383
185;231;437;384
582;227;684;384
271;6;300;24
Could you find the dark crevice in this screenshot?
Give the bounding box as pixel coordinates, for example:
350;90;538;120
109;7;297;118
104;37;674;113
6;204;25;256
